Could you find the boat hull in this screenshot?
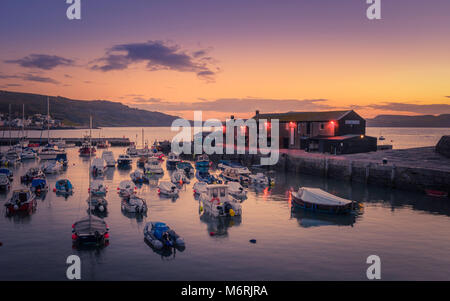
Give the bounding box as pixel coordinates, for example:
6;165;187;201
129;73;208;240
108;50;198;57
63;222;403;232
291;194;353;214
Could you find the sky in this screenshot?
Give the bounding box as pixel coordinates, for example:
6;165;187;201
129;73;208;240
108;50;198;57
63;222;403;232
0;0;449;120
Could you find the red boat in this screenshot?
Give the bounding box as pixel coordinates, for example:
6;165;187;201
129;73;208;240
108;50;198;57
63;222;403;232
79;142;96;156
425;189;449;198
4;189;37;216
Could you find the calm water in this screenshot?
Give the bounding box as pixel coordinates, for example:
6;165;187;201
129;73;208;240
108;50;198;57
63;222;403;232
0;127;450;281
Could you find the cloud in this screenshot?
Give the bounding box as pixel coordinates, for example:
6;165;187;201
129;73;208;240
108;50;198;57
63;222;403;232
0;72;59;84
5;54;74;70
445;96;450;98
365;102;450;115
91;40;218;81
129;97;333;113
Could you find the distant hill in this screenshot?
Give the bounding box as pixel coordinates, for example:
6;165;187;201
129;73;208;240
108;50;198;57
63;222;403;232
0;90;179;127
367;114;450;128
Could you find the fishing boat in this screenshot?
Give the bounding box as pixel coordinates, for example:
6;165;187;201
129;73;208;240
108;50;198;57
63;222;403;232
291;187;356;214
21;167;45;182
145;157;164;174
96;140;109;149
143;222;185;250
249;172;275;187
170;169;190;185
54;179;73;195
0;174;11;190
166;152;180;169
118;180;136;198
31;178;48;195
199;184;242;217
158;181;179;197
41;160;63;174
195;154;210;171
176;161;195;176
89;180;107;196
227;181;247;199
220;167;249;185
79;141;96;157
117;154;132;167
121;195;147;214
72;215;109;246
130;170;147;183
193;181;208;195
101;151;116;167
4;189;37;216
0;168;14;181
91;158;107;176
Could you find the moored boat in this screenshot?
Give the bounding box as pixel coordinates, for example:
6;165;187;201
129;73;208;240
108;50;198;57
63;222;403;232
121;195;147;214
5;189;37;216
101;151;116;167
118;180;136;198
117;154;132;167
143;222;185;250
199;184;242;217
145;157;164;174
291;187;356;214
89;180;107;196
166;152;180;169
54;179;73;195
171;169;190;185
158;181;179;197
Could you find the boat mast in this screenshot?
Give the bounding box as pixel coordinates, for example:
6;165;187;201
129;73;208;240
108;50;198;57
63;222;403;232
8;104;11;147
89;115;92;230
22;104;25;144
142;128;144;149
47;97;49;143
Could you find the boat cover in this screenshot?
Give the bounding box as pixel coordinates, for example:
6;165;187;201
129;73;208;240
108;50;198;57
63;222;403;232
74;216;107;233
298;188;352;206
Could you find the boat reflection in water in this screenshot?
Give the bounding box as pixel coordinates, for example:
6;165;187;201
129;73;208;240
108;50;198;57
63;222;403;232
143;238;182;260
199;208;242;238
290;206;362;228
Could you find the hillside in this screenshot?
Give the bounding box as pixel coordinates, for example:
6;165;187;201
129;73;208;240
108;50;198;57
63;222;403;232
0;90;179;127
367;114;450;128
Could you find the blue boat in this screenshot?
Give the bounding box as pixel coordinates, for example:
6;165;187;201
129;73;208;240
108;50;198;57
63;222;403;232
0;168;13;181
176;161;194;175
144;222;185;250
195;170;222;184
195;154;210;171
31;178;48;194
55;179;73;194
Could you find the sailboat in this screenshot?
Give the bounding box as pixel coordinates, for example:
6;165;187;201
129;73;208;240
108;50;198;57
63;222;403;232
79;116;96;156
38;97;67;161
72;116;110;247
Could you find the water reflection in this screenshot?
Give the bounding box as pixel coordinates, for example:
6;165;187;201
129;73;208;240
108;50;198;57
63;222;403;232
199;210;242;238
290;208;358;228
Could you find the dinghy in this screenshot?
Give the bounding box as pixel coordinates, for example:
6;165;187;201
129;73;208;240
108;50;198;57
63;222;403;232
87;196;108;213
117;154;132;167
143;222;185;250
220;167;249;185
158;181;179;197
130;170;147;183
41;160;63;174
176;161;194;176
121;196;148;214
55;179;73;195
22;167;44;182
195;170;222;184
0;168;13;181
31;178;48;194
291;187;356;214
4;189;37;216
199;184;242;217
118;180;136;198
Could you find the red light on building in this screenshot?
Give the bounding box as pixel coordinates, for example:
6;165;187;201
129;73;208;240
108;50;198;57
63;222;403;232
289;122;296;128
330;120;335;126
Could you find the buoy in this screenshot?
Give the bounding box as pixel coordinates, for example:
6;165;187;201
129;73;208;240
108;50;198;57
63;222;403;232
53;188;56;192
229;209;235;217
209;232;215;236
249;239;257;244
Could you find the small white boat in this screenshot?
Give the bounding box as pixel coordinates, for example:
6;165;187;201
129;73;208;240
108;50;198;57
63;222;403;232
89;180;107;196
171;170;190;185
193;181;208;195
101;151;116;167
249;173;275;186
20;149;37;160
221;167;249;184
158;181;179;197
126;146;138;157
5;149;21;163
130;170;147;183
199;184;242;217
41;160;63;174
117;154;132;167
121;196;147;214
39;146;66;160
91;158;107;176
145;157;164;174
0;174;11;190
227;181;247;199
291;187;356;214
118;180;136;198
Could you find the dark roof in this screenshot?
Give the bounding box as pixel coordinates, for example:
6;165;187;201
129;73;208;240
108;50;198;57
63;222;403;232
309;134;374;141
254;110;356;122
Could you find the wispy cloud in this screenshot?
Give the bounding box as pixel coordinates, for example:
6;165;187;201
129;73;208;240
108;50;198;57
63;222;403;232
129;97;333;113
91;40;218;81
5;54;75;70
365;102;450;115
0;72;59;84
